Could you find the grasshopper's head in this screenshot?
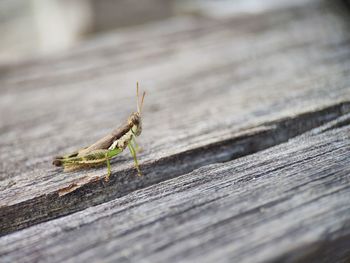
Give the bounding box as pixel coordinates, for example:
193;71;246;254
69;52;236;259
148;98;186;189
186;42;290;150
129;82;145;136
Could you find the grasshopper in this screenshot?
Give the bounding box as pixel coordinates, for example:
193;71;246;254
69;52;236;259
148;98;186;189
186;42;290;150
53;83;146;181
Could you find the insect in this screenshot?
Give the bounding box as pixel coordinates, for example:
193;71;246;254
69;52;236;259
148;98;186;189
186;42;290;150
53;83;146;181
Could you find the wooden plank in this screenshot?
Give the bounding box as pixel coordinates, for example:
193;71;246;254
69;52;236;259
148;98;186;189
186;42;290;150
1;0;350;235
1;119;349;263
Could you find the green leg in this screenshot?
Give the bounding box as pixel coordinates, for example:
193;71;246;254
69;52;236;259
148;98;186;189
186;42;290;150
128;142;142;176
131;135;139;152
105;153;111;181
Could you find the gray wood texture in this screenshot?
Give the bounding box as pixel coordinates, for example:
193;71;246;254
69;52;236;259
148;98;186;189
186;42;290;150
1;0;350;261
1;117;350;263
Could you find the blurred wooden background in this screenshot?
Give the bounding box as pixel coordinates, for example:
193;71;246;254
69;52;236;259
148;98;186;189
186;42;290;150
1;0;350;262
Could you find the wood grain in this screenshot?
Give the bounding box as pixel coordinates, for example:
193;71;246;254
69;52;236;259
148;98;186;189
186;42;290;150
1;0;350;237
1;118;349;263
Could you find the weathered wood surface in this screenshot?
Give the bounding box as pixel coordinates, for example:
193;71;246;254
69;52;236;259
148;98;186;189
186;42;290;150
1;0;350;260
1;0;350;235
1;118;350;263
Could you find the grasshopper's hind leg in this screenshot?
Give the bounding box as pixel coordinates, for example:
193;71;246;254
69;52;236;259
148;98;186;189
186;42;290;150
128;141;142;176
105;152;111;182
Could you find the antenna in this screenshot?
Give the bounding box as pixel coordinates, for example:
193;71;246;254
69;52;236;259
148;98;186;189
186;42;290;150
140;91;146;114
136;82;140;113
136;82;146;114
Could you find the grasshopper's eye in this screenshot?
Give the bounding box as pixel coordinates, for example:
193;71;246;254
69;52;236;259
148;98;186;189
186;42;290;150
128;112;140;126
133;113;140;125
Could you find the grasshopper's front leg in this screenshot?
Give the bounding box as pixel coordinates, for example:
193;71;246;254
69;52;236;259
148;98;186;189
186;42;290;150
128;140;142;176
131;135;141;153
105;152;111;182
104;147;123;181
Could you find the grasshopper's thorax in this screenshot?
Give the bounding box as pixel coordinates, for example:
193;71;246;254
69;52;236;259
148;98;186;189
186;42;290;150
128;112;142;136
108;112;142;151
